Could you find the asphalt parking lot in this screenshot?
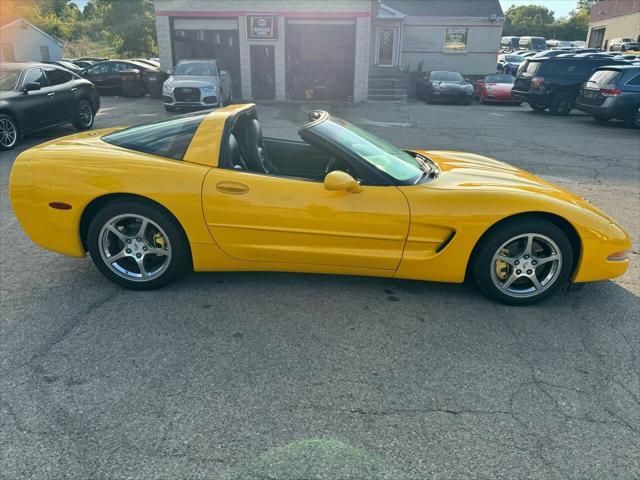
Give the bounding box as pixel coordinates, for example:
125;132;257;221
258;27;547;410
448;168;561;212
1;96;639;479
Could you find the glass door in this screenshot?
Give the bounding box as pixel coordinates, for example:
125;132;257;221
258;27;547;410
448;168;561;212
376;28;397;66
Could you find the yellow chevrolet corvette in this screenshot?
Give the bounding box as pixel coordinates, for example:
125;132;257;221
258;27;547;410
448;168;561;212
9;104;631;304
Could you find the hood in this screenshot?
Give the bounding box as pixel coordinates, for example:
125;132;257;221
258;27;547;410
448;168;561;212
485;83;513;92
417;150;571;194
165;75;218;88
412;150;615;220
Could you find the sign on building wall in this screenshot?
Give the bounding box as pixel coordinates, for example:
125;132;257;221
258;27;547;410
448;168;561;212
443;27;469;52
247;15;277;39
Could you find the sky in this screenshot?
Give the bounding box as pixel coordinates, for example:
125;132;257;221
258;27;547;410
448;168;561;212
499;0;578;18
70;0;580;19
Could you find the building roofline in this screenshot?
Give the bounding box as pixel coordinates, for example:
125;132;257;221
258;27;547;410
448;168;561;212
0;17;63;47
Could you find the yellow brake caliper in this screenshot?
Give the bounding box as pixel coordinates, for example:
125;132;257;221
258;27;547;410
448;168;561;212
152;232;166;250
495;248;510;281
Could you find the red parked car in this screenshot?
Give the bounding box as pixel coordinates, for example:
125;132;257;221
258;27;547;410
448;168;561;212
476;74;522;105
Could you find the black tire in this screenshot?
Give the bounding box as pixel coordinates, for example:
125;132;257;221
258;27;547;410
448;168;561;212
0;113;19;151
593;115;610;123
529;102;547;112
624;106;640;129
164;105;176;112
87;200;191;290
472;217;574;306
548;92;574;115
72;100;94;130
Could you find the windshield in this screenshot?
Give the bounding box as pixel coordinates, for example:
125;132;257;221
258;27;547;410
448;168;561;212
57;61;78;70
174;61;217;76
0;69;21;91
430;71;464;82
312;118;423;183
531;38;546;49
485;74;514;83
505;55;524;63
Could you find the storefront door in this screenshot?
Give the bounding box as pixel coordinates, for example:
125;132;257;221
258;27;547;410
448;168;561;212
250;45;275;100
376;27;397;66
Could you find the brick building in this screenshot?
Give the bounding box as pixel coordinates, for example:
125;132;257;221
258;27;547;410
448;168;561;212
586;0;640;50
153;0;504;102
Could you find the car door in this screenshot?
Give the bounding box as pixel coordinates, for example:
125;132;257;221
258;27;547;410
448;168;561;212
42;67;75;121
84;62;112;89
201;168;410;270
16;67;55;131
108;62;129;90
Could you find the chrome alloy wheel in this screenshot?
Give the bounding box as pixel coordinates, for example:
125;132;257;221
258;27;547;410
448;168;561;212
79;102;93;127
98;214;172;282
490;233;562;298
0;118;17;148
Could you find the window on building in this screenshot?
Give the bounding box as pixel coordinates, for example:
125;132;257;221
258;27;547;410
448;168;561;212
44;67;73;86
23;68;49;88
444;28;469;53
2;43;15;61
40;46;50;61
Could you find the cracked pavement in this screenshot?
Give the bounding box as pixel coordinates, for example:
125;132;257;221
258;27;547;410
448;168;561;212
1;97;638;479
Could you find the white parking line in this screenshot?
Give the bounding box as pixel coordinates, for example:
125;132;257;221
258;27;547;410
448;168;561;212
488;113;507;117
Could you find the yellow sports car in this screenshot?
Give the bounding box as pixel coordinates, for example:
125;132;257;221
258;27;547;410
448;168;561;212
9;105;631;305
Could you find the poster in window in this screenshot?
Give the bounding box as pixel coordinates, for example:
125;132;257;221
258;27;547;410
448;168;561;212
247;15;277;39
444;28;469;52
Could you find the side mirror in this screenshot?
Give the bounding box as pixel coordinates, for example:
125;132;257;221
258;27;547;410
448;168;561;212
23;82;41;93
324;170;362;194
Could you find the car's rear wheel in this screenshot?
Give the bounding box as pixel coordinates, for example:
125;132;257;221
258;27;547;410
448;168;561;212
164;105;176;112
0;114;19;150
472;218;574;305
73;100;94;130
529;102;547;112
87;200;190;290
625;106;640;129
549;92;574;115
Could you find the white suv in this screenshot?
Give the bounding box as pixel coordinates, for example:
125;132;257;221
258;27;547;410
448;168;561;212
162;59;232;111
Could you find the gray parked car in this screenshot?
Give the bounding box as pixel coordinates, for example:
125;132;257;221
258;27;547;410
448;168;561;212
575;65;640;128
162;59;232;111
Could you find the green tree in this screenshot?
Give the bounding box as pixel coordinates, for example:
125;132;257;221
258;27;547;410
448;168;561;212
503;5;556;36
95;0;157;56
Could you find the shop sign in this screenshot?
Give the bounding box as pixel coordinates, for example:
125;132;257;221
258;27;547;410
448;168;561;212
247;15;277;39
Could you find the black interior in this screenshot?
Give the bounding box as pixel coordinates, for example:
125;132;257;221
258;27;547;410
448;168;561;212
227;114;357;182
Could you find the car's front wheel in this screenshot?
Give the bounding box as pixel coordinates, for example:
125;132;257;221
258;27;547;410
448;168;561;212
164;105;176;112
87;200;191;290
0;114;19;150
529;102;547;112
472;217;574;305
73;100;94;130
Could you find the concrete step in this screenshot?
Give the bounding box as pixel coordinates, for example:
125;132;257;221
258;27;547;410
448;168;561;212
368;88;408;96
367;93;408;101
368;78;407;88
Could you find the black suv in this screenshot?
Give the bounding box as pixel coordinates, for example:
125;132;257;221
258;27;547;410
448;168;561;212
512;56;630;115
575;65;640;128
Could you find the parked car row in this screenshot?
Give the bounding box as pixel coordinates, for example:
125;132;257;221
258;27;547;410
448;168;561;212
512;56;640;127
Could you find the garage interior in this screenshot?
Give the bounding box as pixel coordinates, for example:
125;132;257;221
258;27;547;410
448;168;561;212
285;21;356;101
172;20;242;99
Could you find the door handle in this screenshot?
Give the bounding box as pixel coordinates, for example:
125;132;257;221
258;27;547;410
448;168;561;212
216;181;249;195
47;92;55;97
71;87;78;91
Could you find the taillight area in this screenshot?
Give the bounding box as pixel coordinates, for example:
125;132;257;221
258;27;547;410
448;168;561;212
599;87;622;97
531;77;544;89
